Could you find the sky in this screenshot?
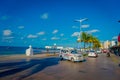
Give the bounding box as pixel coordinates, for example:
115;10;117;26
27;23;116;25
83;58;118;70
0;0;120;48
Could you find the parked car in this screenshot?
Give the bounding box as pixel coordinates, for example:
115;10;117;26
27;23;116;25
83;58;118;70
88;50;98;57
102;49;109;53
96;50;101;54
59;49;84;62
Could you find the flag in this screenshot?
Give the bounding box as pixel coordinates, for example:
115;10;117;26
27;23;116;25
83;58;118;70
118;33;120;42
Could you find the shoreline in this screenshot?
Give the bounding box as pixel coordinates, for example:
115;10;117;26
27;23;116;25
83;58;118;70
0;53;59;62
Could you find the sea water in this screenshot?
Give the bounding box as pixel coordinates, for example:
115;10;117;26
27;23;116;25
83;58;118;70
0;46;59;55
0;46;44;55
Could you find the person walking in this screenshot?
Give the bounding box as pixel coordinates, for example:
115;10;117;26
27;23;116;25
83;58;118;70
106;50;110;57
107;52;110;57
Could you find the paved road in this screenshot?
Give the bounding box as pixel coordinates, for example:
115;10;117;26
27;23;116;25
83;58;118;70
0;54;120;80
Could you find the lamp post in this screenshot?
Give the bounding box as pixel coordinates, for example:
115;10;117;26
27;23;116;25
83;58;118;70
75;18;88;50
53;43;56;55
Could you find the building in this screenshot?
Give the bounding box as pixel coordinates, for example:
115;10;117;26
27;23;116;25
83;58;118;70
45;46;52;49
100;40;111;49
45;46;63;49
111;41;116;46
101;40;117;49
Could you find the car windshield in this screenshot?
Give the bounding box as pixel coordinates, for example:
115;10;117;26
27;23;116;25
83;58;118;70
90;50;95;52
61;50;69;53
71;50;78;54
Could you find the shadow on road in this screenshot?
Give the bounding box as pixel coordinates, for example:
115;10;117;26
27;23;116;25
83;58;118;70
0;57;60;79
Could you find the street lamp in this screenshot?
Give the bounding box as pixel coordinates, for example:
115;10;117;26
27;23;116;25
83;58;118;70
53;43;56;55
74;18;88;50
75;18;88;33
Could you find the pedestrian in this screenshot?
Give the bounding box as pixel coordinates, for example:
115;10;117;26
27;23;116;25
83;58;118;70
107;52;110;57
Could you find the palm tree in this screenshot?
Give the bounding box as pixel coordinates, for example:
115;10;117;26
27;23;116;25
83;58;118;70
92;37;101;49
81;32;88;49
77;32;101;50
85;34;101;50
87;34;94;49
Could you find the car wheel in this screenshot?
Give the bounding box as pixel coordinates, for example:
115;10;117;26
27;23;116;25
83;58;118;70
60;55;63;60
61;57;63;60
71;58;75;62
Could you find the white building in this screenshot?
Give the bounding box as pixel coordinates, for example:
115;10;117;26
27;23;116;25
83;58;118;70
111;41;116;46
102;40;116;49
45;46;52;49
103;40;110;49
45;46;63;49
57;46;64;49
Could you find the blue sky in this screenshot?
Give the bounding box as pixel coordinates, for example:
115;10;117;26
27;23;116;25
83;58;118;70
0;0;120;47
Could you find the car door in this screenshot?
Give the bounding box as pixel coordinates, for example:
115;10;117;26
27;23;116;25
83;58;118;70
62;50;68;59
66;50;70;59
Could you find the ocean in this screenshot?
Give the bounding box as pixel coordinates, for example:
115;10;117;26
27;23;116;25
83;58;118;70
0;46;60;56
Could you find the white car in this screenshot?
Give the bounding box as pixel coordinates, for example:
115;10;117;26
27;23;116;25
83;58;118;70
59;49;84;62
88;50;98;57
96;50;101;54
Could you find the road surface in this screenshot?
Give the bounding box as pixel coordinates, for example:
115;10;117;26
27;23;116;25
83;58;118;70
0;53;120;80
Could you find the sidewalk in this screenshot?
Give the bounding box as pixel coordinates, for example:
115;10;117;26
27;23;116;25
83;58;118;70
110;53;120;65
0;53;58;62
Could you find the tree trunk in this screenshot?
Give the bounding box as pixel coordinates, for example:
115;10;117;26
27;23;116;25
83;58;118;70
84;42;85;50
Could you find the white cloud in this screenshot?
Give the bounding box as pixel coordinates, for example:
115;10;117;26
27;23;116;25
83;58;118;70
112;36;117;40
52;29;58;34
60;33;64;36
51;37;60;40
71;32;80;37
37;31;45;35
72;26;79;29
27;34;38;38
86;29;99;34
18;26;24;29
41;13;48;19
3;29;12;36
81;25;89;28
